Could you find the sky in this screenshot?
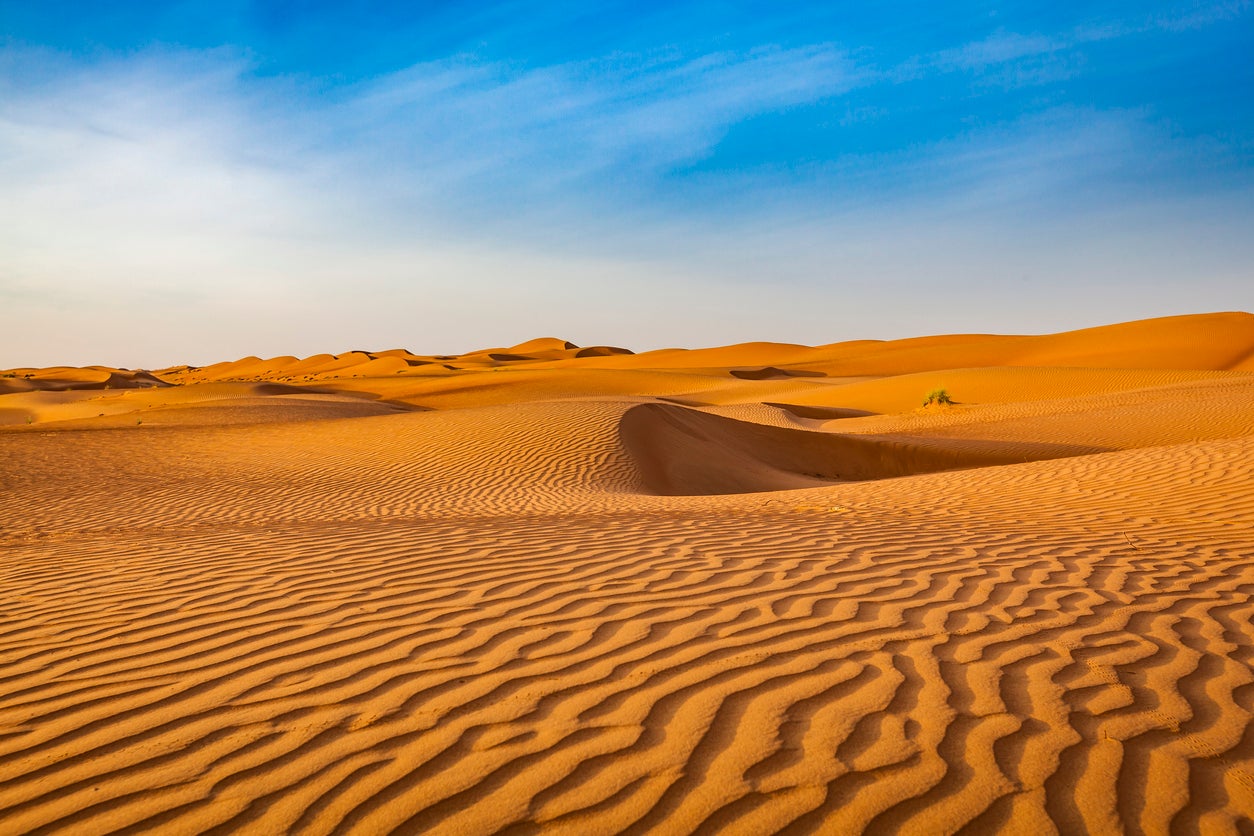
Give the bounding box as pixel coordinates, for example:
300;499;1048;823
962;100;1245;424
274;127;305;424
2;1;1252;367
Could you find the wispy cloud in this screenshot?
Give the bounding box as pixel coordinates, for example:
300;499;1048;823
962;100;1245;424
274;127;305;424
1147;0;1250;31
920;2;1249;86
339;43;860;206
933;31;1065;72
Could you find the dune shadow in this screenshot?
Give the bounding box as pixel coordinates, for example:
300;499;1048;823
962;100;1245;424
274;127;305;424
729;366;827;380
656;396;714;407
619;403;1108;496
763;402;875;420
575;346;635;358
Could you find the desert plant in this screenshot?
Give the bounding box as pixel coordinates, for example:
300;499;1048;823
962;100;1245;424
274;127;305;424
923;388;953;407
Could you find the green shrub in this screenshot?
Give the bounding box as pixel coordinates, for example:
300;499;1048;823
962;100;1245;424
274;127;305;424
923;388;953;407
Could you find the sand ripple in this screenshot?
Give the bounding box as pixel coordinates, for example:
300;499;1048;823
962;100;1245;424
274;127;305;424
2;313;1253;833
1;434;1252;833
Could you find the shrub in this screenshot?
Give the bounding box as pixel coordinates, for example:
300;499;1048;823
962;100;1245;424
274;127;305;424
923;388;953;407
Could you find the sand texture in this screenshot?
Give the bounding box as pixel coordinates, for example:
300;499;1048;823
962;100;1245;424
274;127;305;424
2;312;1253;834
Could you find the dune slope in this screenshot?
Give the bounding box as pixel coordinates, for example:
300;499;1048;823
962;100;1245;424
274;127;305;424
618;402;1103;495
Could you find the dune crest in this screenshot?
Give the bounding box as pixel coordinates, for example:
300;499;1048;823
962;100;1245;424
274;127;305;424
2;312;1252;833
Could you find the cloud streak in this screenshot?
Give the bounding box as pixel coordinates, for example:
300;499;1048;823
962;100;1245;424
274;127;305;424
335;43;860;210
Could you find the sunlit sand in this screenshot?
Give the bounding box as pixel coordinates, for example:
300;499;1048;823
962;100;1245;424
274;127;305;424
2;312;1252;833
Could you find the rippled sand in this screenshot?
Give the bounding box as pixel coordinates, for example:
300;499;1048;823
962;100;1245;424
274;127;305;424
2;312;1252;833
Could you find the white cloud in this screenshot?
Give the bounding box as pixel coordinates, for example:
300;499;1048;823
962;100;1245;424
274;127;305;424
934;31;1064;71
1;50;328;300
340;43;859;201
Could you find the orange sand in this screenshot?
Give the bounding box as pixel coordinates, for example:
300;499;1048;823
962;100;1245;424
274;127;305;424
1;312;1253;833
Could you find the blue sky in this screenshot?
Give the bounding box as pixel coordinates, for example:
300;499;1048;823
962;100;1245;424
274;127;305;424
2;1;1252;366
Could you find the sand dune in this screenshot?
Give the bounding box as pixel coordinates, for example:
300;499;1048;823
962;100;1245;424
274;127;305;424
729;367;827;381
619;403;1100;495
0;366;169;395
0;382;412;429
1;312;1252;833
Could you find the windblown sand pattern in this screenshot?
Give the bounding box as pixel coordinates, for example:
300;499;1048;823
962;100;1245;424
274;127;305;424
2;313;1253;833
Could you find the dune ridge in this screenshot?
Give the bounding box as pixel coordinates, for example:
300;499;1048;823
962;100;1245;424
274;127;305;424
1;312;1252;833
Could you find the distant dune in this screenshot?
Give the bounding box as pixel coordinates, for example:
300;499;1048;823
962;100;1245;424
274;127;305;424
2;312;1252;833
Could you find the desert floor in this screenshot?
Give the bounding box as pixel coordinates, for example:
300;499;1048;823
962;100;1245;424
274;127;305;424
2;312;1253;834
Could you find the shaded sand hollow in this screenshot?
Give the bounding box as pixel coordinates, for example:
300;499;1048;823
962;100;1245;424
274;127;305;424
1;312;1253;834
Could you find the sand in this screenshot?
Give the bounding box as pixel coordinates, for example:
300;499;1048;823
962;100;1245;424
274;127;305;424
1;311;1252;833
